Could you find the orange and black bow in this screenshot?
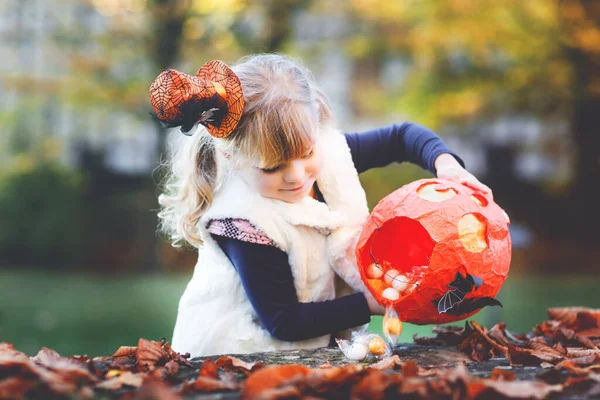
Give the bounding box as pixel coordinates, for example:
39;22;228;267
149;60;244;138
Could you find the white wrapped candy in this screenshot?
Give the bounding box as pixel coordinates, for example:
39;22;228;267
382;287;400;301
336;333;392;362
346;343;369;361
335;338;368;361
391;274;409;292
383;269;399;285
367;263;384;279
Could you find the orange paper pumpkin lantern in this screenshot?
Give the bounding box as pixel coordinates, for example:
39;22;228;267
355;178;511;325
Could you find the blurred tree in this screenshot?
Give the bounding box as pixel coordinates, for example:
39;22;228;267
347;0;600;245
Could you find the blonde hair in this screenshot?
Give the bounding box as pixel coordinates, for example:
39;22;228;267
158;54;335;248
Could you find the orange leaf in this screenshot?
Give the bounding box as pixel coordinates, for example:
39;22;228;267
113;346;137;359
95;371;145;390
181;375;239;394
352;369;400;399
215;355;263;374
369;354;403;370
199;359;218;379
0;377;37;399
489;368;516;381
241;365;310;399
31;348;96;384
401;360;420;377
303;364;363;394
468;379;563;399
163;342;192;367
547;307;600;331
136;338;168;371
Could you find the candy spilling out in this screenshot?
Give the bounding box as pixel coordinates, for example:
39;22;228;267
337;307;402;362
367;262;428;301
336;333;392;362
382;307;403;345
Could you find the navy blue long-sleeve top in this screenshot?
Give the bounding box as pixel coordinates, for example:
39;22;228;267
212;122;463;342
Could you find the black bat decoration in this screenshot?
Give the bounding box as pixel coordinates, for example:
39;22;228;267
433;271;502;316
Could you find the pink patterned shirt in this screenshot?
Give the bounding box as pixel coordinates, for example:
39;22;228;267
206;218;277;247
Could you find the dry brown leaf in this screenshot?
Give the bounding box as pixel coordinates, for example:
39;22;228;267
471;321;508;356
162;342;192;367
548;307;600;331
469;379;563;399
136;338;168;371
113;346;137;359
488;323;512;347
130;379;183;400
0;342;31;367
401;360;421;378
397;376;433;397
568;354;600;366
577;327;600;338
463;332;495;362
0;344;94;396
0;377;37;399
148;360;180;381
556;360;593;375
489;368;517;381
566;347;600;358
303;364;364;394
526;338;565;363
575;334;600;350
534;320;562;339
427;376;455;397
563;374;600;396
70;355;89;363
241;364;310;399
248;385;302;399
31;347;97;383
95;371;145;390
164;360;179;376
506;344;545;366
352;369;401;400
199;358;218;379
368;354;403;370
554;341;567;355
215;355;264;374
181;374;239;394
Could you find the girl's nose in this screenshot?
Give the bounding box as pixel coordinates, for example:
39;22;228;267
284;160;306;184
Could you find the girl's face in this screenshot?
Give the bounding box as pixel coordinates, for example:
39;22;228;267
241;140;324;203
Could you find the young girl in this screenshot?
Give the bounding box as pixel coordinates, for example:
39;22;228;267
150;54;491;358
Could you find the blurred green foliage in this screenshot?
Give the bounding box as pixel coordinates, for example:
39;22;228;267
2;269;599;357
360;163;432;209
0;163;86;266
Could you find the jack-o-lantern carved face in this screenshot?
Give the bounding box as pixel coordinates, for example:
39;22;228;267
355;178;511;325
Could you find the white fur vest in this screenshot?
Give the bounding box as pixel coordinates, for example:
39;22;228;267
171;127;371;357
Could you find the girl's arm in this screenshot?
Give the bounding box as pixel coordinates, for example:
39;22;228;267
213;235;372;342
344;122;463;175
344;122;491;194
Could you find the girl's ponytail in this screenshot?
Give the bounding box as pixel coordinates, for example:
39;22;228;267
158;128;218;248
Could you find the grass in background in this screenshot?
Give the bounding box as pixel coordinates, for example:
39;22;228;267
1;269;599;357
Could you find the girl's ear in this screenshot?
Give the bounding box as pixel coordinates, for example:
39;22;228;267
220;150;231;159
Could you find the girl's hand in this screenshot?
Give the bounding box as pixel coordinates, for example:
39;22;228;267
364;292;386;315
434;153;493;198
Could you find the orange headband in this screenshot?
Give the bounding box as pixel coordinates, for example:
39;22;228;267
149;60;244;138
